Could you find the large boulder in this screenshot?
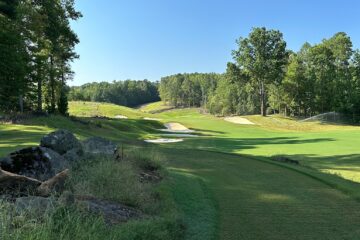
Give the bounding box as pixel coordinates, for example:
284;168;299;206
82;137;117;156
40;129;83;157
15;196;55;217
0;147;68;181
76;195;142;225
0;169;41;196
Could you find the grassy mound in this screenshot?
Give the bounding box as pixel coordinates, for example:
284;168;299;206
138;101;175;113
69;101;148;119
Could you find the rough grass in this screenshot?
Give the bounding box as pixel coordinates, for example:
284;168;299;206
69;101;148;119
245;114;359;131
0;148;184;240
138;101;174;113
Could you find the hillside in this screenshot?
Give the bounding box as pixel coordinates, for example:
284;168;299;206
2;102;360;239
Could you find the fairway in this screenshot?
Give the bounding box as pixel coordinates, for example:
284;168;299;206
155;108;360;183
167;149;360;240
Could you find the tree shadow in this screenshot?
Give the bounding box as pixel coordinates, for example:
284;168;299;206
172;136;336;153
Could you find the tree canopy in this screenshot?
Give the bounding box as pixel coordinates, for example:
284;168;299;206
68;80;160;107
0;0;81;114
159;29;360;121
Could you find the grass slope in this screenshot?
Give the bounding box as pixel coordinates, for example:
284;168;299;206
3;102;360;239
162;148;360;240
69;101;148;118
138;101;175;113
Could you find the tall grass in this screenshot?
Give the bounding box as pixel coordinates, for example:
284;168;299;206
0;148;184;240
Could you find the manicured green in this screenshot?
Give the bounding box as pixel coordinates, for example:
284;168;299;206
156;108;360;183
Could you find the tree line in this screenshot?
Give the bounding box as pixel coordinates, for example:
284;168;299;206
68;80;160;107
0;0;81;114
159;28;360;120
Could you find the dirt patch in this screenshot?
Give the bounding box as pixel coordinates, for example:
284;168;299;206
224;117;255;125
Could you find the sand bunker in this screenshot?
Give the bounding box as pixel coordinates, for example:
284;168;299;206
224;117;255;125
114;115;128;119
144;138;183;143
144;117;162;121
160;133;199;138
161;123;195;133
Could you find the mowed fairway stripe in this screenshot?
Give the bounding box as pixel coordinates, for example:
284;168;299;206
166;149;360;240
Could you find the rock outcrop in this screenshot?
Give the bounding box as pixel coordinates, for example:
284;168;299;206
82;137;117;156
15;196;55;217
0;129;144;224
40;129;83;160
0;147;68;181
0;169;41;196
76;195;142;225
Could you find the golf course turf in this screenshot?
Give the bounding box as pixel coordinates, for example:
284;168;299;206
166;149;360;239
2;101;360;239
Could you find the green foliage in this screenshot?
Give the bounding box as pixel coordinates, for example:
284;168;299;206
159;73;220;108
0;0;81;113
57;86;69;115
0;7;29;111
233;27;288;116
68;80;160;107
158;29;360;121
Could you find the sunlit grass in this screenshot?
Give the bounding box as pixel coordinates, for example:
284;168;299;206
3;102;360;239
69;101;148;119
138;101;174;113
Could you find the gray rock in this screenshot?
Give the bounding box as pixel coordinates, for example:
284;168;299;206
82;137;117;156
76;196;142;225
62;148;83;162
58;191;75;206
0;147;68;181
15;196;55;217
40;129;83;156
0;169;41;196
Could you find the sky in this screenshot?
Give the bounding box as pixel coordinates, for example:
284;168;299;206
70;0;360;86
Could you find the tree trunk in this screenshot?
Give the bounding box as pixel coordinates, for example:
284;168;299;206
50;55;55;113
260;81;266;116
19;95;23;113
37;64;42;112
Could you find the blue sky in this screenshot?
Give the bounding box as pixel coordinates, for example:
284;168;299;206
70;0;360;86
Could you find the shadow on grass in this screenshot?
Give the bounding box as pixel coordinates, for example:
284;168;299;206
159;147;360;239
166;136;336;152
0;115;161;156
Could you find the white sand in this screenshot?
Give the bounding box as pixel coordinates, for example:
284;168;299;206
224;116;255;125
144;138;183;143
161;122;195;133
144;117;162;121
160;133;199;138
114;115;128;119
